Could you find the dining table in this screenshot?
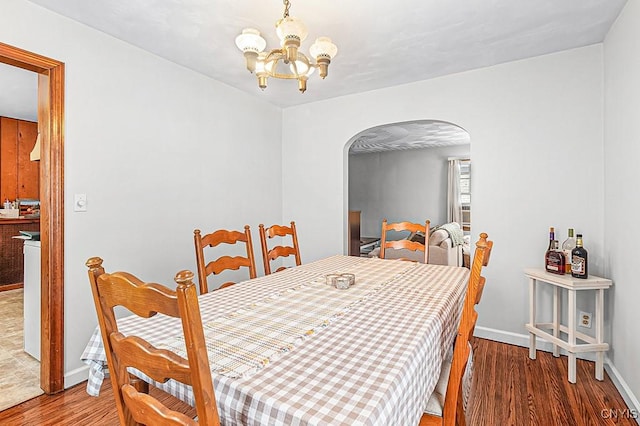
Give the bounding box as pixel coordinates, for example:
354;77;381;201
81;254;470;426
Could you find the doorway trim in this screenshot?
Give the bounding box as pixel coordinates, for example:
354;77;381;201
0;41;65;394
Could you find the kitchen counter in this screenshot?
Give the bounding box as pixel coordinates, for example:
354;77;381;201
0;217;40;225
0;218;39;286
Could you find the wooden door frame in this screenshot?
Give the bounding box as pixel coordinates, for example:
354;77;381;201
0;41;64;394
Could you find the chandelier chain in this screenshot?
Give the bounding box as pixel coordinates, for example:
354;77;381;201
283;0;290;18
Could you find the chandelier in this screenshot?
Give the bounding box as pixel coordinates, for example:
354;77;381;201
235;0;338;93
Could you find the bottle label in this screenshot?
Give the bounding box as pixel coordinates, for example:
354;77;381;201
546;251;565;274
572;256;586;275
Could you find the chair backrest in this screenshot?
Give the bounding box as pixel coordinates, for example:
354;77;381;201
441;232;492;426
482;238;493;267
194;225;257;294
258;221;302;275
86;258;220;426
379;219;430;263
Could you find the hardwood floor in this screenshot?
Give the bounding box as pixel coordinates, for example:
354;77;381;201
0;379;195;425
468;338;637;426
0;338;636;425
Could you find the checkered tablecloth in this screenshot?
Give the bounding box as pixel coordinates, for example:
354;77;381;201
81;255;469;426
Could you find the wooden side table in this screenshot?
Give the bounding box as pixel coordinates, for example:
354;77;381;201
524;268;612;383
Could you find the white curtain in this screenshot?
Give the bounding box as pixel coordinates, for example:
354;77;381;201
447;159;462;225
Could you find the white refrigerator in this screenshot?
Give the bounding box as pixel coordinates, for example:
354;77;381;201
23;239;41;361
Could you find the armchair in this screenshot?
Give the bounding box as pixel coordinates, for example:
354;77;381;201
369;222;467;267
428;227;464;266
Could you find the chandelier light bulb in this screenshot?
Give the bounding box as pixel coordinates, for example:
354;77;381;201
235;28;267;73
305;64;315;77
255;54;267;74
310;37;337;79
276;16;308;63
309;37;338;60
289;59;310;77
235;28;266;53
276;16;308;44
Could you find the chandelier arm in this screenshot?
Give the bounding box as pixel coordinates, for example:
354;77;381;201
263;50;312;79
265;49;283;63
291;59;299;78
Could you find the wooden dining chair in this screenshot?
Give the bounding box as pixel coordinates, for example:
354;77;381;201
420;232;493;426
86;258;220;426
258;221;302;275
379;219;431;263
194;225;257;294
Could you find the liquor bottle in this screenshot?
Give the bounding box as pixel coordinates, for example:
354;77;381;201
545;240;565;275
561;228;576;274
571;234;588;279
547;227;555;250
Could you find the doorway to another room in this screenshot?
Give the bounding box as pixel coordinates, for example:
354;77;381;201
0;41;65;400
0;61;42;410
346;120;471;266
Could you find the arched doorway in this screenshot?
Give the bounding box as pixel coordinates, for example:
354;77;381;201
345;119;470;258
0;42;65;394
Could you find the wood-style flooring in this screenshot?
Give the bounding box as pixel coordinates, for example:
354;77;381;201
0;338;636;425
468;338;637;426
0;379;195;425
0;289;43;412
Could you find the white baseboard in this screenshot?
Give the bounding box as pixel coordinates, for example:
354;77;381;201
64;364;90;389
474;325;596;361
474;326;639;419
605;361;640;420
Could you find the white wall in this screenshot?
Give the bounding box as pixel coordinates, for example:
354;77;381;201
0;0;283;385
604;0;640;411
283;44;605;360
349;144;470;237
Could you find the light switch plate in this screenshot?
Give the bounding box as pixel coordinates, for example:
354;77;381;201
74;193;87;212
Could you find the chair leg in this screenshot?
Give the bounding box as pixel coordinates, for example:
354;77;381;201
455;394;466;426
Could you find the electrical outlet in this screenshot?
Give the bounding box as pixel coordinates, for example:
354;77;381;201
579;311;592;328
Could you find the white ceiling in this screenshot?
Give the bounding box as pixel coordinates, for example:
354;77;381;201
349;121;469;155
22;0;627;110
0;62;38;122
1;0;627;148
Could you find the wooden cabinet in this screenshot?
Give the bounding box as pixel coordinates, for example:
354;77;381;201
348;210;361;256
0;117;39;202
0;218;39;286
